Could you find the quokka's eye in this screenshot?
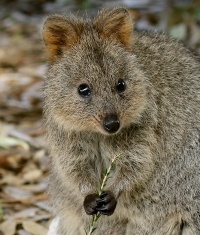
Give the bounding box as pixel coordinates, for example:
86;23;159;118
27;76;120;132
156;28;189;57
116;79;126;93
78;83;92;98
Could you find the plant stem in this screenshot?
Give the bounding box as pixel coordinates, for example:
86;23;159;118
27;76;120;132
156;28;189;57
99;155;118;194
85;154;119;235
86;213;100;235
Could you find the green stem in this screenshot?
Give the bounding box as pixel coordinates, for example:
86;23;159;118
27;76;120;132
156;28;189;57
85;154;119;235
99;155;117;194
86;213;100;235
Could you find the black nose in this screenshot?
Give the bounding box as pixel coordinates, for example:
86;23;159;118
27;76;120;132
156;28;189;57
103;114;120;133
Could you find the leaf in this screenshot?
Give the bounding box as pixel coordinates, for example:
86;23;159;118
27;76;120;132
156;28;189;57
23;169;42;182
84;228;88;235
92;227;97;233
0;220;16;235
0;137;29;150
102;169;107;176
22;221;48;235
96;213;101;220
18;229;32;235
3;186;33;200
169;23;187;40
0;204;3;222
11;208;39;220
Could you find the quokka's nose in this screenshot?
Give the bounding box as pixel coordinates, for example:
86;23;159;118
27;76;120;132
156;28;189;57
103;114;120;133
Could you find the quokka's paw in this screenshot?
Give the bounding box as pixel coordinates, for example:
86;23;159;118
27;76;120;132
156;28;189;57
96;191;117;216
84;191;117;216
84;193;100;215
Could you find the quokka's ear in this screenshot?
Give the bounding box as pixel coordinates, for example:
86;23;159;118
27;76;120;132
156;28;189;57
94;7;134;50
43;15;83;60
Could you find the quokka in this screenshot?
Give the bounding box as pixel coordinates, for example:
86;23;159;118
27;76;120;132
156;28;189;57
43;7;200;235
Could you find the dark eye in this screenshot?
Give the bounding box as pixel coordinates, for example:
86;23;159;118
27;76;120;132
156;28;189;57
116;79;126;93
78;83;92;97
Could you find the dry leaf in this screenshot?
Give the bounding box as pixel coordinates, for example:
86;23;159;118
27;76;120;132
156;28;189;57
11;208;39;220
0;174;24;186
23;169;42;182
22;220;48;235
34;201;50;212
18;229;32;235
3;186;33;200
0;220;16;235
0;137;29;150
20;182;46;193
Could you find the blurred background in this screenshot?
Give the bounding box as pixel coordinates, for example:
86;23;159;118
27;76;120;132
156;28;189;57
0;0;200;234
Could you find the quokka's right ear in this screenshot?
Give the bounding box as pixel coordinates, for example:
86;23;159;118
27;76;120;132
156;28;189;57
43;15;83;61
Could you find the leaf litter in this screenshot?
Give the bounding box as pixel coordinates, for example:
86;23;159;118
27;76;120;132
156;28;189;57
0;1;199;235
0;6;49;235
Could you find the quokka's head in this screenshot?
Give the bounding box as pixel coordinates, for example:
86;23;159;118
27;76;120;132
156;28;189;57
43;7;148;135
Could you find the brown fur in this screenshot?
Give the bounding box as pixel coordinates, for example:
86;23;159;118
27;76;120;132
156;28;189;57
43;7;200;235
94;8;134;50
43;15;84;60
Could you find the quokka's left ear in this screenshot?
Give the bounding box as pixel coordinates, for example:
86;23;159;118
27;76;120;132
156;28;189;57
43;15;83;61
93;7;134;50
